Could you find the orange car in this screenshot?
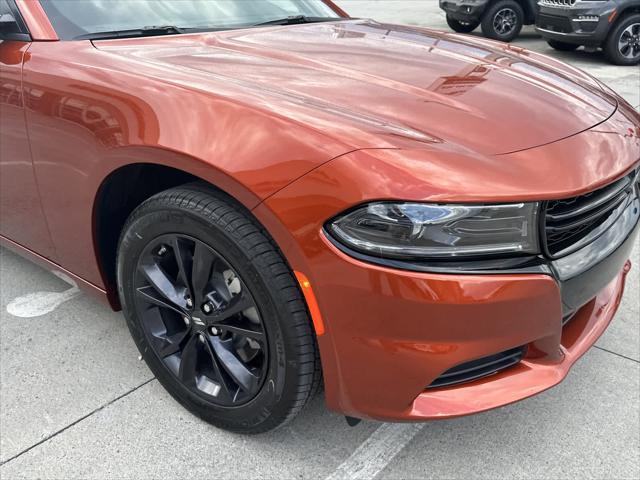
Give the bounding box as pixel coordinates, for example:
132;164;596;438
1;0;639;433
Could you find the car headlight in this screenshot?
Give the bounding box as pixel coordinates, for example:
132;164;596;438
326;202;540;259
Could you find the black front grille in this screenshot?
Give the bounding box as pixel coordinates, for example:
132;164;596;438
537;14;573;33
539;0;577;6
543;169;639;258
427;347;526;389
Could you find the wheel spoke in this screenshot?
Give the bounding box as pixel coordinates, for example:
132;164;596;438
191;242;215;300
219;322;265;341
200;336;234;398
171;236;194;298
216;317;266;342
136;286;184;316
158;330;190;359
140;261;187;309
210;337;259;393
202;266;234;310
178;335;199;384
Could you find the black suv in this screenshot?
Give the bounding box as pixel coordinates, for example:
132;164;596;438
440;0;539;41
536;0;640;65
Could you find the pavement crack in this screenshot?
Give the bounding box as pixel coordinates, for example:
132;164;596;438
0;378;155;467
594;345;639;364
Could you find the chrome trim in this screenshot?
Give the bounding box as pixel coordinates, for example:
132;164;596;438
538;0;577;7
552;197;640;281
539;0;607;8
536;26;573;35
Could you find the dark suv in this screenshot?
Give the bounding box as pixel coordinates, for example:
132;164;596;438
440;0;538;41
536;0;640;65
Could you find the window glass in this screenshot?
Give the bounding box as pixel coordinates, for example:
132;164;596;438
0;0;23;35
39;0;341;40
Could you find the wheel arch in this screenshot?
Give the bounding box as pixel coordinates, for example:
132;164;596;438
486;0;532;20
614;3;640;23
517;0;538;24
91;147;265;309
604;5;640;62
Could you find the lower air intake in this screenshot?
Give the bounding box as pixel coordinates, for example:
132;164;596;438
427;346;526;389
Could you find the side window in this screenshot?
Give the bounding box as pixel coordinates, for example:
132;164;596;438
0;0;30;40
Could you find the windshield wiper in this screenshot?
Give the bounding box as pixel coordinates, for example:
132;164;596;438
252;15;342;27
74;25;184;41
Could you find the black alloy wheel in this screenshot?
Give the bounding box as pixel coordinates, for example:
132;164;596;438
117;184;322;433
481;0;524;42
134;233;267;406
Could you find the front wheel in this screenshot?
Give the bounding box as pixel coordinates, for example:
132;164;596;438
547;39;580;52
446;15;479;33
117;185;322;433
480;0;524;42
604;14;640;65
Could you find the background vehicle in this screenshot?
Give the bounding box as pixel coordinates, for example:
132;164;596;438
440;0;538;41
536;0;640;65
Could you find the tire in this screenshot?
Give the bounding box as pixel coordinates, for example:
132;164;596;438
446;15;479;33
604;14;640;66
547;39;580;52
480;0;524;42
117;184;322;433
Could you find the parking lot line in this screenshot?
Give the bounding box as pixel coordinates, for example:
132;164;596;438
0;378;155;467
325;422;424;480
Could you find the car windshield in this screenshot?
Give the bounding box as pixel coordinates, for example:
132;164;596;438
39;0;342;40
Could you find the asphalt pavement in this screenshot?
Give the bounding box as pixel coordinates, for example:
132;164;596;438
1;1;638;479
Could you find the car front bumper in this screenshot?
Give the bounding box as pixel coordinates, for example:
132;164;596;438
408;263;631;419
536;3;617;46
255;100;640;421
439;0;489;23
259;190;637;421
312;206;637;421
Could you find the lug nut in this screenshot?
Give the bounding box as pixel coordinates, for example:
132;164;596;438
185;297;193;309
202;303;213;314
210;326;220;336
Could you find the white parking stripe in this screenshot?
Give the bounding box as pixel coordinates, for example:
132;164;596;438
325;423;424;480
6;271;81;318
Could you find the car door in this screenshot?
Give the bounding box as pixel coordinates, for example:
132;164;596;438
0;0;55;258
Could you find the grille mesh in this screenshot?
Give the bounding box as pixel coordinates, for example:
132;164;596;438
539;0;577;6
543;169;638;258
537;13;573;33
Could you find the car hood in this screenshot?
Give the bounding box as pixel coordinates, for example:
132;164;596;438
94;20;618;155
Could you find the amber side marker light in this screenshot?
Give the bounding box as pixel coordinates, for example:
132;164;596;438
609;9;617;23
294;271;326;336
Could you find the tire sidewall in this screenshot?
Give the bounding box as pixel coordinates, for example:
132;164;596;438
446;15;479;33
117;203;300;431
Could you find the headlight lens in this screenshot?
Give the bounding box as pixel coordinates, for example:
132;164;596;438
326;202;540;259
